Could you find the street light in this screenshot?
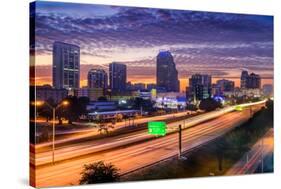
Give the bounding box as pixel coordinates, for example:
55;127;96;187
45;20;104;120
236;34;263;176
32;100;69;164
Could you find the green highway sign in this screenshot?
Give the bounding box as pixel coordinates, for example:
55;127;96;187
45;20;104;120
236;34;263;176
148;122;167;136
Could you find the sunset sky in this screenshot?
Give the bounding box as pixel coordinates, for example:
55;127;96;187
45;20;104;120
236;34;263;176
32;1;274;91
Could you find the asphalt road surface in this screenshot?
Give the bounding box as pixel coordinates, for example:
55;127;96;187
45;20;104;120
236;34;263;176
31;103;264;187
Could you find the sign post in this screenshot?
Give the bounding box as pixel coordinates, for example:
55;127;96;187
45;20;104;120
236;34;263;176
178;124;182;158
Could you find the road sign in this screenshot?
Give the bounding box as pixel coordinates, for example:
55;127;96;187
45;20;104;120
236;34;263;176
148;121;167;136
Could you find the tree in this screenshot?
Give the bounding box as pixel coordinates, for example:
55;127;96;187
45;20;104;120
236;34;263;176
97;96;108;101
37;98;55;122
213;137;228;172
80;161;120;184
266;99;274;116
97;123;114;135
58;96;90;124
186;103;198;111
199;98;222;112
134;97;155;112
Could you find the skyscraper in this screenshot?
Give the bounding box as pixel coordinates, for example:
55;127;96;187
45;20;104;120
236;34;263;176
240;70;249;89
156;51;179;92
240;70;261;89
109;62;127;93
53;41;80;89
215;79;235;94
246;73;261;89
188;74;212;101
87;69;108;89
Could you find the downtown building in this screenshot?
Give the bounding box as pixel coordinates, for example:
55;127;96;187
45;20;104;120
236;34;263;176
126;82;146;91
222;71;262;98
35;85;68;104
246;73;261;89
213;79;235;95
52;41;80;90
240;70;249;89
187;74;212;102
240;70;261;89
156;51;180;92
147;83;157;91
87;68;108;101
74;87;104;101
109;62;127;93
87;68;108;89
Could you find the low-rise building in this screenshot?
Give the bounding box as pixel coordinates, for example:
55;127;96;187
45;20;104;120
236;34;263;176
36;85;68;104
88;88;104;101
86;101;118;112
154;92;186;110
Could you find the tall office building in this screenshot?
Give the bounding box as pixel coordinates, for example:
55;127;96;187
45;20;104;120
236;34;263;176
240;70;261;89
188;74;212;101
53;41;80;89
240;70;249;89
215;79;235;94
109;62;127;93
156;51;179;92
246;73;261;89
87;69;108;89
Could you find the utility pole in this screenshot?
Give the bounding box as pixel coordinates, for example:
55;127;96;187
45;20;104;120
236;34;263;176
178;124;182;159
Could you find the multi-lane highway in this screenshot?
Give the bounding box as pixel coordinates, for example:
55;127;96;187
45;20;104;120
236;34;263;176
32;103;262;166
31;102;264;187
33;109;196;149
226;128;273;175
32;102;254;151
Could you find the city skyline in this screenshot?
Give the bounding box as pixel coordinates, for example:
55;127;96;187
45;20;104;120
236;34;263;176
30;2;274;187
32;1;273;91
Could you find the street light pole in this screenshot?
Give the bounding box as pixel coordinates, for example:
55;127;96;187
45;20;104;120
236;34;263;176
32;100;69;165
52;108;55;164
178;124;182;159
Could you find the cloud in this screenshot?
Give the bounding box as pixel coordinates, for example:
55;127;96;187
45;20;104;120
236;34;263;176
33;2;273;84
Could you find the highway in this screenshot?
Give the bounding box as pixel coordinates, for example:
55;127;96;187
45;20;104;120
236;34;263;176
54;110;196;135
32;104;263;166
33;103;252;151
33;110;197;149
226;128;274;175
31;102;264;187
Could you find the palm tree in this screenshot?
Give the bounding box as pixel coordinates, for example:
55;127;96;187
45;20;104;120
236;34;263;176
80;161;120;184
97;123;114;135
